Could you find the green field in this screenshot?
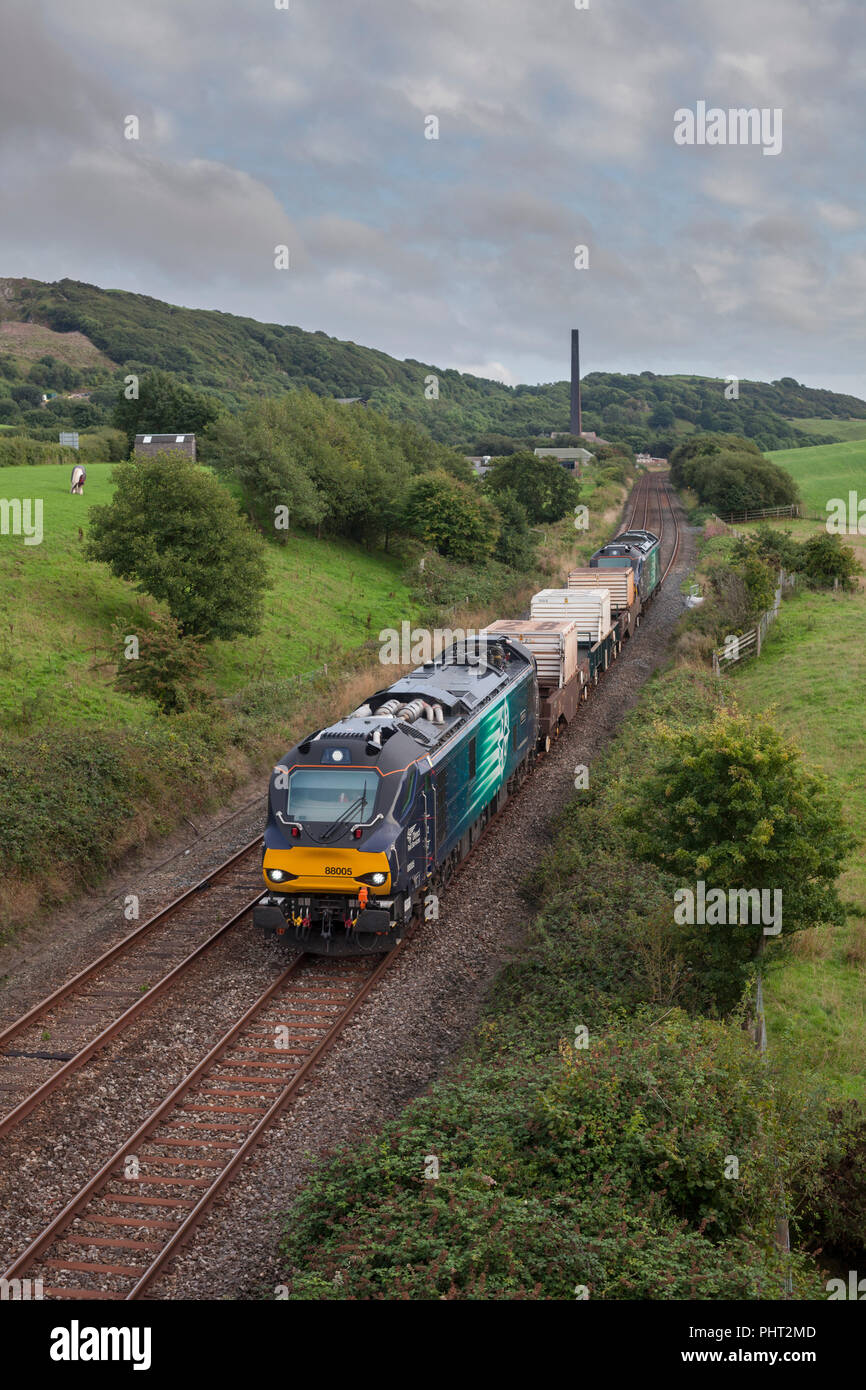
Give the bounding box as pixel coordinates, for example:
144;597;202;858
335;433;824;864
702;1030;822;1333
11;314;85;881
768;438;866;517
730;573;866;1101
787;417;866;442
0;462;416;732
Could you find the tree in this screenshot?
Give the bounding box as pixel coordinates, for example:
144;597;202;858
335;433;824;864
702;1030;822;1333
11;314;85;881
483;450;580;523
203;396;324;538
490;488;535;570
669;434;798;512
650;402;675;428
113;369;220;454
403;471;499;564
628;712;856;1012
86;452;269;639
205;391;471;549
11;383;42;408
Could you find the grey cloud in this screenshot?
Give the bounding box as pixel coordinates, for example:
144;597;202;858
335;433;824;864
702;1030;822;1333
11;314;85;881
0;0;862;395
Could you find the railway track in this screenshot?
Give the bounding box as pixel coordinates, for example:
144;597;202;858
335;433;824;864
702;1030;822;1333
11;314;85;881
658;475;682;583
0;837;266;1141
622;467;651;531
621;468;682;585
1;947;401;1299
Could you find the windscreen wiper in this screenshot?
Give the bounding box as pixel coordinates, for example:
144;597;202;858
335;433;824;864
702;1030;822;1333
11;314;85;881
317;788;369;843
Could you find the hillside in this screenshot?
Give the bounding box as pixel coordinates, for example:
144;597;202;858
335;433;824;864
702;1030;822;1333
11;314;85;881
1;276;865;452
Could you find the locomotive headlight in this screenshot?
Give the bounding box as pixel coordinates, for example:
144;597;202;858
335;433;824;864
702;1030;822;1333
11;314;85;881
358;870;389;886
266;868;288;883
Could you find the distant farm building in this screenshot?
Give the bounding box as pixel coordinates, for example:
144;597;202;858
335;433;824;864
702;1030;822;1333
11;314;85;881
134;433;197;460
534;446;594;473
335;396;370;407
636;452;668;468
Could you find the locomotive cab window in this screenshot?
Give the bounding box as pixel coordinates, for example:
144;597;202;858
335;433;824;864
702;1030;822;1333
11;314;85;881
286;768;377;823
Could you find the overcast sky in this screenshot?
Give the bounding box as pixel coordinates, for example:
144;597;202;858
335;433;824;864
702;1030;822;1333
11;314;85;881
1;0;864;395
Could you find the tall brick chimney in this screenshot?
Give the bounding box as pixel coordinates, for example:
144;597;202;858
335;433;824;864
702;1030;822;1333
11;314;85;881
570;329;582;436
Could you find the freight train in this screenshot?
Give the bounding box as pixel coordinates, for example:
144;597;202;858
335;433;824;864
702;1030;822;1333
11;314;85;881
253;524;662;954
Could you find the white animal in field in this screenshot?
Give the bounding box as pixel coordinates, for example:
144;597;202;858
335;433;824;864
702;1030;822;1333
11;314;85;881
70;464;86;495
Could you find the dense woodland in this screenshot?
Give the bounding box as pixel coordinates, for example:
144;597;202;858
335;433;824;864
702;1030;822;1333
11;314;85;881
1;276;865;455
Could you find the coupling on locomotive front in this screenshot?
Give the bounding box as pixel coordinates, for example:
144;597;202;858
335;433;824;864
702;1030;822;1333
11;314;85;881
253;636;538;954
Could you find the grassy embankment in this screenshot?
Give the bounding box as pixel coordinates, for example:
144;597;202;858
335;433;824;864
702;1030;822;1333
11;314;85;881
0;459;624;934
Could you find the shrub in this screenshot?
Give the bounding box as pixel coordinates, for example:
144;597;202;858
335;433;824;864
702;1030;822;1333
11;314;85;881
278;1019;825;1300
0;437;80;467
797;532;861;589
798;1103;866;1258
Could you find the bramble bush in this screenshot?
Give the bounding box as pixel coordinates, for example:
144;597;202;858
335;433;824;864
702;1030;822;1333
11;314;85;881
113;611;210;713
278;1020;825;1300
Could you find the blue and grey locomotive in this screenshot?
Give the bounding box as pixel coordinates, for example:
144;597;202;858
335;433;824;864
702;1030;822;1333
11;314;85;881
253;636;538;954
